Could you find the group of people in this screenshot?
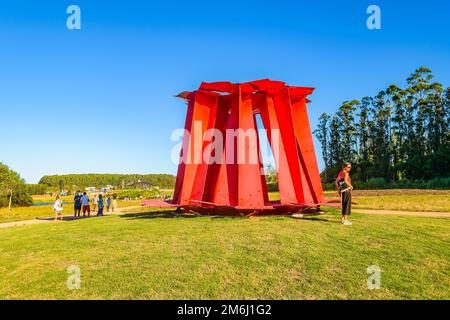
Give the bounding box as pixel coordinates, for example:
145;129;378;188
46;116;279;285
53;191;118;220
73;191;118;218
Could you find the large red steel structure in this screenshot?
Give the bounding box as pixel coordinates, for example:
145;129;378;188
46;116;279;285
145;79;326;215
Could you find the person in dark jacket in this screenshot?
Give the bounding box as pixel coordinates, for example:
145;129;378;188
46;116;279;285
74;191;82;219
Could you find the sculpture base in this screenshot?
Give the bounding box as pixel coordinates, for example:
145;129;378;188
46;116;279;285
141;199;339;216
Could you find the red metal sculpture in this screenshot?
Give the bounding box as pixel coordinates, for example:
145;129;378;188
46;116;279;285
144;79;326;215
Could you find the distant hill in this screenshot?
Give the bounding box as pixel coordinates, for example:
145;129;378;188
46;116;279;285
38;174;176;190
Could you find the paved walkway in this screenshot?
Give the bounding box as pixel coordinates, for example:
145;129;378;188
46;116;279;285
353;209;450;218
0;219;53;229
0;208;127;229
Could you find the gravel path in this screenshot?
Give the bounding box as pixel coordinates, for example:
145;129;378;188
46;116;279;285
353;209;450;218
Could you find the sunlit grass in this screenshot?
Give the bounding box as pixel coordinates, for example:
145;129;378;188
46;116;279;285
0;207;448;299
353;194;450;212
273;190;450;212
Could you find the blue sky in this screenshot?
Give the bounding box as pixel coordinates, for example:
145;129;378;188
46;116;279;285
0;0;449;183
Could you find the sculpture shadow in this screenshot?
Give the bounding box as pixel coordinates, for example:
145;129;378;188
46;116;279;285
118;210;330;222
119;210;201;220
36;215;106;221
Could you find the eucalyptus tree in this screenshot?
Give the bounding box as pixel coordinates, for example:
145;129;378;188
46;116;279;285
386;84;407;180
314;113;331;168
315;67;448;185
368;90;392;180
328;113;344;168
337;100;359;163
404;67;436;179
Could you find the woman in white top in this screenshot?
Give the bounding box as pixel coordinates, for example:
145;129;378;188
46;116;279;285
92;195;99;212
53;195;64;221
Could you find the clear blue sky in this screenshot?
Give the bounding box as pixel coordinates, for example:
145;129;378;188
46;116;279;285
0;0;449;183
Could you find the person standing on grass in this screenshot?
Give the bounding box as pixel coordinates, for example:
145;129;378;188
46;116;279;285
112;193;118;212
53;195;63;221
336;162;353;225
74;191;82;218
92;194;99;212
97;194;104;216
81;192;91;217
105;195;111;212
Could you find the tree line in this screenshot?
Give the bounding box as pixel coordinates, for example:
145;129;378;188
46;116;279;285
314;67;450;188
38;173;176;191
0;163;32;208
0;165;177;207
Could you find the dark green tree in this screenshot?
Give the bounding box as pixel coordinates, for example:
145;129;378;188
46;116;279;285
0;163;33;208
328;113;344;167
337;100;359;163
315;66;449;187
314;113;331;168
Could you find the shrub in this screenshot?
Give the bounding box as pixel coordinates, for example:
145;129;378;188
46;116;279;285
115;188;171;200
367;178;387;189
266;182;279;192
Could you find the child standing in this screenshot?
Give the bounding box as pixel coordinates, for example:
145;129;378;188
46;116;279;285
112;193;118;212
53;195;64;221
92;194;99;212
106;195;111;212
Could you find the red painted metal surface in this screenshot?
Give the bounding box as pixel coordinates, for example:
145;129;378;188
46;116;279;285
154;79;327;214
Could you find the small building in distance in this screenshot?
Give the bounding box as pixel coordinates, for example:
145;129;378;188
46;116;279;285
100;185;115;193
85;185;115;194
126;180;153;190
85;187;96;194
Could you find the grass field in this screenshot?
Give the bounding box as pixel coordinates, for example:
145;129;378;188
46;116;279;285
272;190;450;212
349;190;450;212
0;206;449;299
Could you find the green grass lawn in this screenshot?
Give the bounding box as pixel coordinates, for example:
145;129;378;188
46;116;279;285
352;194;450;212
273;190;450;212
0;207;449;299
0;205;54;223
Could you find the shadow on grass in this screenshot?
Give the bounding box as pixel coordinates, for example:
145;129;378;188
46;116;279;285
36;215;105;221
301;217;329;222
118;210;253;220
118;210;330;222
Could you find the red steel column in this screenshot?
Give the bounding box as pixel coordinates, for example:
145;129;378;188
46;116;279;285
176;91;218;206
173;97;194;205
189;91;220;203
272;88;309;204
209;96;234;206
259;92;299;204
290;91;324;204
236;85;266;209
